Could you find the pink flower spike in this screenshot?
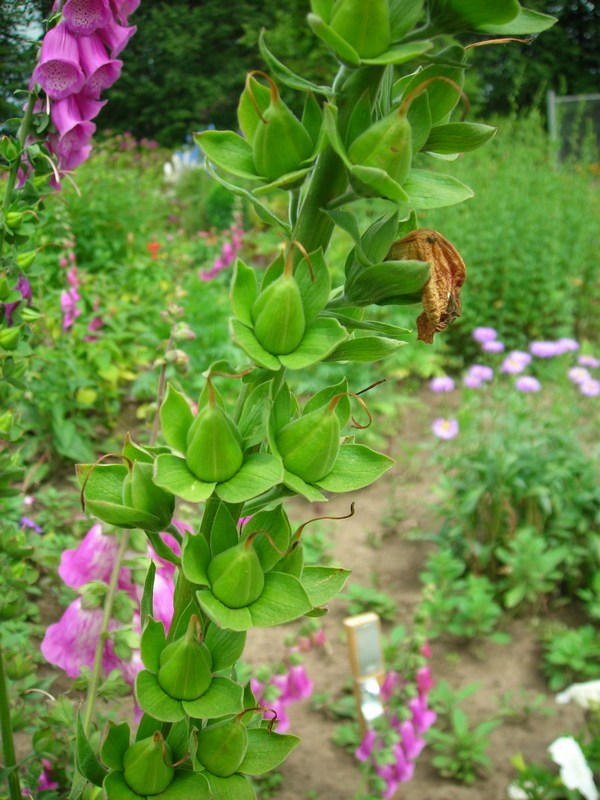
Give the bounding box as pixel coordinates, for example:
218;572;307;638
63;0;111;36
416;665;434;695
409;694;437;734
31;23;86;101
355;730;377;762
399;719;426;760
77;34;123;97
109;0;140;24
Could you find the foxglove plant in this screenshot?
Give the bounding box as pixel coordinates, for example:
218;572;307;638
1;2;557;799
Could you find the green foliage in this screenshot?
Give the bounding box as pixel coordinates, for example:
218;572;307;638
540;624;600;691
426;707;501;784
339;582;398;623
423;113;600;358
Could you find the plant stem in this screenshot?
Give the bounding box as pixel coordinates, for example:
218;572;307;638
0;640;21;800
82;530;130;735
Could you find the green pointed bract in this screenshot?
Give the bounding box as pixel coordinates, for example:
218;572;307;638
122;732;174;796
329;0;391;58
196;717;249;777
348;110;412;185
252;98;313;181
252;273;306;355
157;620;213;701
276;405;340;483
186;404;244;484
208;540;265;609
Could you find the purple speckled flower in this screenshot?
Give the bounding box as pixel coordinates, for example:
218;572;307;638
429;376;455;393
515;375;541;393
501;351;532;374
432;418;459;440
472;327;497;343
578;355;600;369
579;379;600;398
482;339;505;354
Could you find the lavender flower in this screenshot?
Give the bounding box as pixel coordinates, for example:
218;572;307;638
568;367;591;385
530;340;560;358
429;376;455;393
578;355;600;369
432;417;459;440
482;339;505;354
580;379;600;398
501;350;532;374
472;326;497;343
515;375;541;393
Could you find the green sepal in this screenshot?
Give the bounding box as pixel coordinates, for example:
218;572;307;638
135;671;185;723
402;169;474;208
247;572;312;627
399;50;465;124
316;444;395;492
278;318;348;370
100;722;130;771
301;566;351;607
408;92;432;154
76;713;108;787
204;626;247;672
153;454;216;503
215;453;283;503
322;313;410;340
302;92;325;147
359;210;400;265
230;259;258;327
182;677;244;719
140;617;166;672
424;122;497;154
141;562;156;623
325;336;406;362
230;319;281;371
252;167;313;196
209;504;240;557
344;259;431;307
242;504;291;572
258;30;333;98
160;384;194;453
181;534;211;585
275;543;304;578
349;164;410;203
237;380;271;449
345;91;373;150
306;13;361;66
361;40;433;65
479;7;556;34
130;462;175;532
282;469;327;503
198;589;254;631
303;379;351;426
135;714;162;742
195;130;259;179
237;75;271;142
156;771;212;800
122;434;154;464
295;248;331;322
239;729;301;775
206;773;256;800
103;770;139;800
390;0;425;38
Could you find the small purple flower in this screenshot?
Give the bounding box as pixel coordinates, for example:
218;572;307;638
2;276;32;327
399;719;426;761
578;355;600;369
530;340;560;358
501;351;532;374
568;367;591;386
20;516;42;533
468;364;494;382
482;339;505;354
515;375;541;393
409;694;437;735
281;663;314;703
472;327;497;343
463;374;483;389
429;376;455;393
380;670;402;702
432;417;459;440
580;379;600;398
556;337;579;354
416;665;434;696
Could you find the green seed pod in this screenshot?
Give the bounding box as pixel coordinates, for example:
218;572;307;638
186;402;244;484
157;616;213;700
196;716;249;777
208;538;265;609
0;326;21;351
122;732;174;796
276;404;341;483
348;110;412;185
0;275;9;300
252;272;306;355
251;76;313;181
329;0;391;58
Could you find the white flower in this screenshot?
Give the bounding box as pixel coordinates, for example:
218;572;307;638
548;736;598;800
506;781;530;799
556;680;600;710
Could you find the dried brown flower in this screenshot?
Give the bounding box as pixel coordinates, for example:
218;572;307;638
386;228;466;343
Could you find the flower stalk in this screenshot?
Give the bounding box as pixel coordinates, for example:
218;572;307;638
0;640;21;800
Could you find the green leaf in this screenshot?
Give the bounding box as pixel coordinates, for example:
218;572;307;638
360;210;400;265
77;463;126;505
103;771;139;800
302;91;325;147
153;454;215;503
390;0;425;37
230;320;281;371
100;722;130;771
303;378;351;426
362;40;433;65
237;75;271;142
317;445;395;492
259;30;333;97
140;617;166;672
306;13;361;66
322;312;410;340
206;773;256;800
84;498;160;530
479;7;556;33
282;469;327;502
345;259;430;306
216;453;283;503
140;562;156;623
301;566;351;607
322;104;353;169
253;167;314;196
197;588;253;631
402;169;474;208
239;729;301;775
76;714;107;787
52;415;96;462
135;671;185;722
231;259;258;327
181;533;211;585
243;505;291;572
430;0;520;32
349;164;410;203
249;572;312;627
204;626;246;672
278;318;348;370
209;503;240;557
325;336;406;362
160;384;194;453
158;772;211;800
195;131;258;179
238;380;271;448
295;249;331;322
424;122;497;154
182;677;244;719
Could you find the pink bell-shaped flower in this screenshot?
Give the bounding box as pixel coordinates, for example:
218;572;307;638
63;0;111;36
98;16;137;56
31;23;86;100
109;0;140;25
77;33;123;97
74;92;107;121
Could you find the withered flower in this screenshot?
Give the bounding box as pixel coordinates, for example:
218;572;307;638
386;229;466;344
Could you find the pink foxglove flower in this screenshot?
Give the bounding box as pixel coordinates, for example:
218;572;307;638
98;17;137;57
78;33;123;97
31;23;85;100
355;730;377;762
109;0;140;25
63;0;111;36
409;694;437;734
58;523;136;594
